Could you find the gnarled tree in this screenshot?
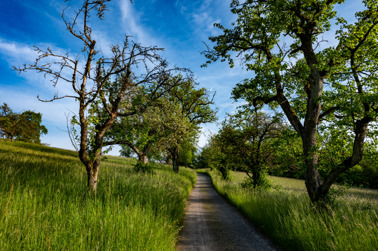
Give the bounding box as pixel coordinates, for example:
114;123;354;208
204;0;378;203
15;0;184;192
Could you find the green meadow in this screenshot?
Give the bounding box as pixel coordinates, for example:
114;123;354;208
0;140;196;250
203;169;378;251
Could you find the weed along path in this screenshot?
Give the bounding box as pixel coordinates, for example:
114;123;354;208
177;173;277;251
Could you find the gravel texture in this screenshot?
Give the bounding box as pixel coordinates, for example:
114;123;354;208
176;173;279;251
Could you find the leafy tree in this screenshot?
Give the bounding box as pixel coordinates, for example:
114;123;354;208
15;0;183;192
0;103;47;143
162;77;217;173
204;0;378;203
17;111;48;143
196;133;230;179
178;139;197;167
217;109;284;187
106;84;192;165
0;103;18;141
269;128;304;179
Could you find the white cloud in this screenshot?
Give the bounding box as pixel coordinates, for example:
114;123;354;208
176;0;221;39
119;0;156;46
0;39;38;63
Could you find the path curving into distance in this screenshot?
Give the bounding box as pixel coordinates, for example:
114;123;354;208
177;173;278;251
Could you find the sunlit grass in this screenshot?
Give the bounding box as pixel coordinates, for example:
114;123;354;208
203;169;378;251
0;140;196;250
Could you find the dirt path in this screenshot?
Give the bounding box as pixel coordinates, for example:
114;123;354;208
177;173;278;251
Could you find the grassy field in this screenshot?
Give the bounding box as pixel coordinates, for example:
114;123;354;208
0;140;196;250
202;169;378;251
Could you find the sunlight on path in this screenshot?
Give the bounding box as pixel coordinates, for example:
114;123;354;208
177;173;278;251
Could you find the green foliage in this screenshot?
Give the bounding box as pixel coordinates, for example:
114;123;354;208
204;0;378;202
178;140;196;167
105;74;216;169
199;109;284;187
0;140;196;250
269;129;305;179
241;172;272;190
133;161;156;174
0;103;48;143
153;75;217;171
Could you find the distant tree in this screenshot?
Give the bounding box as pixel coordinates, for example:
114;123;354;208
0;103;47;143
178;139;197;167
204;0;378;203
0;103;18;141
217;109;284;187
162;77;217;173
17;111;48;143
105;83;192;165
196;133;231;179
269;128;304;179
15;0;184;192
113;75;216;173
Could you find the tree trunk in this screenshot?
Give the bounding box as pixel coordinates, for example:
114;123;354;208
138;154;148;164
303;147;323;202
87;163;100;193
252;166;261;188
166;158;172;165
302;48;324;202
172;147;179;173
317;117;372;201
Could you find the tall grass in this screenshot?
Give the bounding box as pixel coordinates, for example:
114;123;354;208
205;169;378;251
0;140;196;250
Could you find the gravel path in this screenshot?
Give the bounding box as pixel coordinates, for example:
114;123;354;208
176;173;278;251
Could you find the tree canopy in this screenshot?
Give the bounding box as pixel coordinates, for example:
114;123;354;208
0;103;48;143
204;0;378;203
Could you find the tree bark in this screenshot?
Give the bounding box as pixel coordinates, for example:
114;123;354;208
138;154;148;164
172;147;179;173
87;165;99;193
252;167;261;188
166;158;172;165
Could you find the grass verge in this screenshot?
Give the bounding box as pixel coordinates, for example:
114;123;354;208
0;140;196;250
201;169;377;251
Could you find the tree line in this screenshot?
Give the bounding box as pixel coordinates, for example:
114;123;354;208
15;0;216;193
196;106;378;190
13;0;378;207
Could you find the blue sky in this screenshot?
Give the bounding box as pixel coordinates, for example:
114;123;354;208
0;0;364;154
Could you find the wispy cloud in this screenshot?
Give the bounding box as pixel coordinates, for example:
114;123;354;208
176;0;221;39
0;39;37;62
119;0;156;46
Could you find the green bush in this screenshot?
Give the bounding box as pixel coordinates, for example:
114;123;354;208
133;161;157;174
